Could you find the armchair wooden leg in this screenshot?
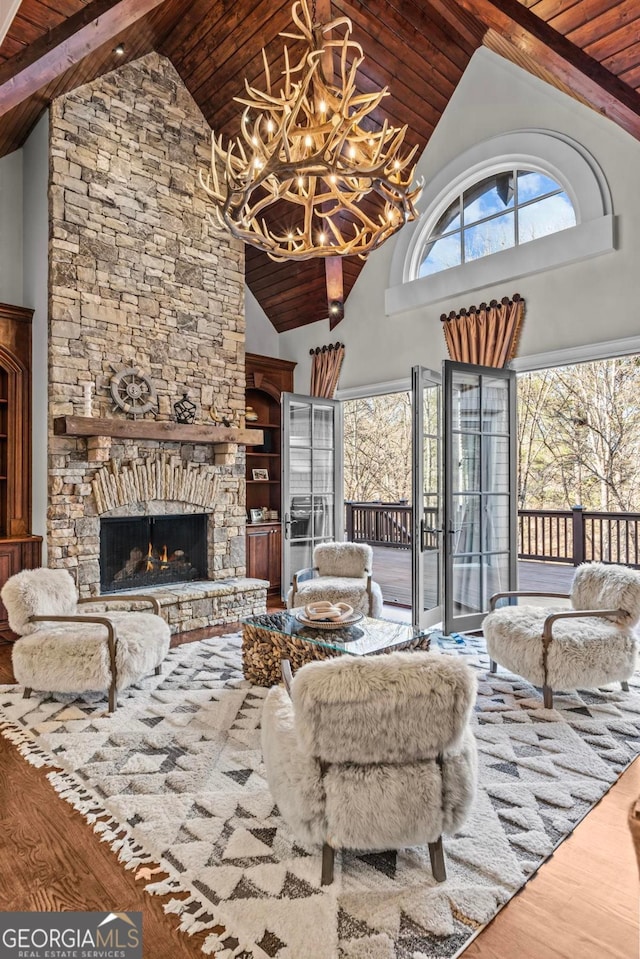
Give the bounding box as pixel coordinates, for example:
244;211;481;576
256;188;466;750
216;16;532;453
621;680;630;692
543;684;553;709
489;659;498;674
428;836;446;882
108;681;117;714
23;687;32;700
321;843;335;885
155;665;162;675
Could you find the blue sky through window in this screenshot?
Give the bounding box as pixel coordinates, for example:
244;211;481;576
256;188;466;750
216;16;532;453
418;168;576;278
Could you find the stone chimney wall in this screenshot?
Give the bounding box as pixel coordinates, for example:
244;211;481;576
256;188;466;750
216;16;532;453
48;53;247;593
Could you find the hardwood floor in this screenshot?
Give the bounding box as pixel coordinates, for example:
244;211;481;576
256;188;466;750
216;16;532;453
464;757;640;959
0;631;637;958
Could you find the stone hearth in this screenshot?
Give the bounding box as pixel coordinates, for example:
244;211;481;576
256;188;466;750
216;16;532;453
107;580;267;635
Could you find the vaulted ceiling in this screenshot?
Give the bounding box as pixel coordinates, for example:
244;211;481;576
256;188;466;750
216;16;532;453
2;0;640;333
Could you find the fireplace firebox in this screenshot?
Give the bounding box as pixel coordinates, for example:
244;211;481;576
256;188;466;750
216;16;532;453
100;514;208;593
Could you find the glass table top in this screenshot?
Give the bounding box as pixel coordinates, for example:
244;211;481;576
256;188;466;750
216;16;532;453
242;611;430;656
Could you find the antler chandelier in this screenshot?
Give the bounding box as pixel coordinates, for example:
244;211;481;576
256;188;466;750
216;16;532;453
200;0;422;261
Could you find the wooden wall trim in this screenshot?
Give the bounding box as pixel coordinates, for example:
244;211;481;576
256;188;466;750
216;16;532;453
0;303;33;324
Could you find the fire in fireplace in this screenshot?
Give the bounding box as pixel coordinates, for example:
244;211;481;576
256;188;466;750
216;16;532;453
100;514;208;593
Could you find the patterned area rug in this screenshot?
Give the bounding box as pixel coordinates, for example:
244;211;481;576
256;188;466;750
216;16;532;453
1;631;639;959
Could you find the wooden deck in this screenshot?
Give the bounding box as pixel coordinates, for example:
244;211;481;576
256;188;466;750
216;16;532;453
372;546;575;608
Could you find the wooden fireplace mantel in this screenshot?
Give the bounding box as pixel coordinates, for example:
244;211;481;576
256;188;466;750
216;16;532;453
53;415;264;447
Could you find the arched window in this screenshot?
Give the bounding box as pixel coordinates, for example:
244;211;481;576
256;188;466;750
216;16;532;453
419;168;576;278
386;131;614;315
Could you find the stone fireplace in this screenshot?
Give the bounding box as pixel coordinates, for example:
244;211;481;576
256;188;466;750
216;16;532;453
45;53;266;627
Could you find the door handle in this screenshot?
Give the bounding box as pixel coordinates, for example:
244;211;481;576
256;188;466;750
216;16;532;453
420;519;442;551
284;513;291;540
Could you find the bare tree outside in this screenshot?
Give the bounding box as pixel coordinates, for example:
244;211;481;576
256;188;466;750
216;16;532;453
343;392;412;502
343;359;640;587
518;356;640;510
345;357;640;514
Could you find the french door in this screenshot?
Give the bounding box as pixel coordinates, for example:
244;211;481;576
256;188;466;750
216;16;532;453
281;393;343;600
412;361;517;634
412;366;443;630
443;361;517;633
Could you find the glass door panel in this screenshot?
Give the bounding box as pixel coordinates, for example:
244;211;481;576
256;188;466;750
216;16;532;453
282;394;343;599
412;366;443;630
451;557;482;618
444;361;516;633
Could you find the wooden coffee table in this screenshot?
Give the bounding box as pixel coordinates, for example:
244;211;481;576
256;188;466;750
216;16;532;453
241;611;431;686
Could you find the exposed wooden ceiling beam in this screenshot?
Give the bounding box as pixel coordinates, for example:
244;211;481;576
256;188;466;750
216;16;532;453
0;0;168;117
445;0;640;140
424;0;485;51
317;0;345;330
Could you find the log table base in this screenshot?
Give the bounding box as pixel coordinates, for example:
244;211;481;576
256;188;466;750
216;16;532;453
242;612;431;687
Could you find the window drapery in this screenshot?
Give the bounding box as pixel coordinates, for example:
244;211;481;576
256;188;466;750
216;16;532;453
441;294;524;367
310;342;345;398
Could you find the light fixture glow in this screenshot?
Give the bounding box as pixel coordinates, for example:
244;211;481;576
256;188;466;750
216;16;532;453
199;0;422;261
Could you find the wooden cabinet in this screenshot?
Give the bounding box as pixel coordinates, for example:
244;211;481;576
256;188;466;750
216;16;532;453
0;537;42;636
246;522;282;591
0;303;42;639
245;353;295;594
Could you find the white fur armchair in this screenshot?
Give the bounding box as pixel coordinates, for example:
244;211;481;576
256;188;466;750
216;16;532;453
483;562;640;708
287;541;383;617
1;568;171;712
261;651;477;884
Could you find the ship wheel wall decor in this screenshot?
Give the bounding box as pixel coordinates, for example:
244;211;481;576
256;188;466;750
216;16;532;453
110;366;158;419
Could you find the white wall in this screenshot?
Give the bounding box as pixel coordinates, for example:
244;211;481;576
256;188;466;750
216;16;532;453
245;285;280;357
0;149;23;305
23;112;49;549
279;48;640;392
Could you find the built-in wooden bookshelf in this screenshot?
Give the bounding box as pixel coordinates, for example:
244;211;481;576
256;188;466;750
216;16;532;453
0;303;43;638
245;353;296;595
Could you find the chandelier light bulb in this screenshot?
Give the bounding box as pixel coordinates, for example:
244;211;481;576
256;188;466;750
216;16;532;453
199;0;422;261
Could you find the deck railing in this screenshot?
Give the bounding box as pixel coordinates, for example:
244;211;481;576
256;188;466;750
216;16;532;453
345;501;640;568
345;501;412;548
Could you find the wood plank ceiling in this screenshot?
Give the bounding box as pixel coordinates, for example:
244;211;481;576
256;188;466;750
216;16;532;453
1;0;640;332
